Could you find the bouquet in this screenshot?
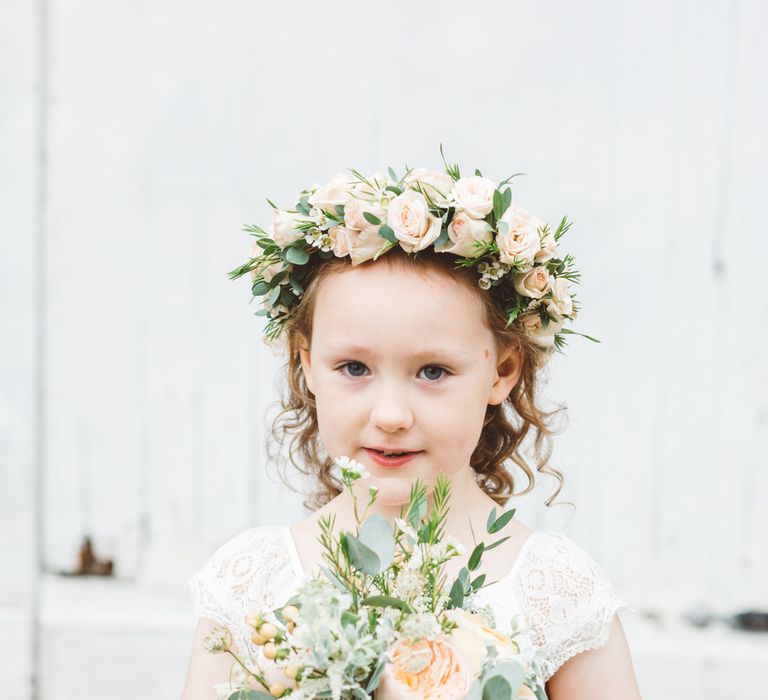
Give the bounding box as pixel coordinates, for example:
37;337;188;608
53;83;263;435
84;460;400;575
202;459;547;699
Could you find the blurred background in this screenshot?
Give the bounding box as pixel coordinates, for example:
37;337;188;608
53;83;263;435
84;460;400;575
2;1;767;698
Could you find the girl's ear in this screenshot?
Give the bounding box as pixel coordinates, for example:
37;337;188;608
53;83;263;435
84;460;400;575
298;342;315;394
488;347;523;405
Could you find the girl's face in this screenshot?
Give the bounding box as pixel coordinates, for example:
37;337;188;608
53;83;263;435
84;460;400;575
299;260;522;508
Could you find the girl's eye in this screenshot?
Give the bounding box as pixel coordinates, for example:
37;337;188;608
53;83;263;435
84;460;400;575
338;361;369;378
335;362;449;382
419;365;448;382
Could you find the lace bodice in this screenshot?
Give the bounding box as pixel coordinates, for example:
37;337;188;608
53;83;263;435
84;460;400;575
186;526;626;684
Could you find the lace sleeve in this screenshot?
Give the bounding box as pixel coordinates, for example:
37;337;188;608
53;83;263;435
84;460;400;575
185;525;300;656
513;532;628;683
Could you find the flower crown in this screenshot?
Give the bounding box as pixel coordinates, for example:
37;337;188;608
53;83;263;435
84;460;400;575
229;146;598;356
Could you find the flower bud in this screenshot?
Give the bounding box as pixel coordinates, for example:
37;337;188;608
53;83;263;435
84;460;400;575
269;682;286;697
263;642;278;660
259;622;278;640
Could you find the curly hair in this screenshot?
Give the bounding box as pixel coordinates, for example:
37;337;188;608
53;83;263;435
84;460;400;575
265;246;568;512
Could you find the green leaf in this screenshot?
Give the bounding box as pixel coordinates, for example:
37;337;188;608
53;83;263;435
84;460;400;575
468;542;484;571
279;285;294;306
387;166;398;183
251;280;270;296
475;168;483;177
471;573;486;591
358;514;395;572
385;185;403;196
284;246;310;265
335;204;345;218
360;595;414;613
346;534;381;575
434;223;450;247
363;211;382;226
486;507;497;532
503;187;512;210
254;309;269;317
488;508;516;534
482;676;511;700
227;691;275;700
492;189;504;221
268;285;281;307
365;655;390;693
288;274;304;294
448;577;464;608
378;224;398;243
482;535;510;552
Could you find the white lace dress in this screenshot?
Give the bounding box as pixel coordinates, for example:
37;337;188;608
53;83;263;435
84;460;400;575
186;525;627;685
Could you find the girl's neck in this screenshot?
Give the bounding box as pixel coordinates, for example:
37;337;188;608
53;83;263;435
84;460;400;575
332;468;497;543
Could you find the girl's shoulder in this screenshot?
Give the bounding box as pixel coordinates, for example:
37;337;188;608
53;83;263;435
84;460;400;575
511;530;629;682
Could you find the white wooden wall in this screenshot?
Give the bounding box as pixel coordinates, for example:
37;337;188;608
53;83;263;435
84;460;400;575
2;1;767;697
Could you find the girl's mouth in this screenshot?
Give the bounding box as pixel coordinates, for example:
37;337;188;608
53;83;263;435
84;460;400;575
364;448;423;467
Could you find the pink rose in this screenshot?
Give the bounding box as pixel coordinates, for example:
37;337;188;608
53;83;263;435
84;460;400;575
496;204;545;267
272;209;307;248
513;266;552;299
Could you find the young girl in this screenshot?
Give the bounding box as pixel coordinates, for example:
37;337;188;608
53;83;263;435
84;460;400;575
181;164;642;699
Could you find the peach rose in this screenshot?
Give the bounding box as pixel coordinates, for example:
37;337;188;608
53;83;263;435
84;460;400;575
513;266;552;299
328;225;357;258
387;190;442;253
404;168;455;208
450;176;496;219
496;204;545;267
308;173;354;215
272;209;307;248
443;609;521;676
545;276;573;319
434;211;493;258
518;312;564;348
375;636;472;700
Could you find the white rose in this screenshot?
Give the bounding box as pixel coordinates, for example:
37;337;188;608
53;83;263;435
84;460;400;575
513;266;552;299
519;312;564;348
386;190;442;253
434;210;493;258
535;231;558;263
307;173;354;215
496;204;545;266
344;197;387;236
450;175;497;219
348;226;391;266
328;225;357;258
404;168;455;208
272;210;307;248
546;276;573;319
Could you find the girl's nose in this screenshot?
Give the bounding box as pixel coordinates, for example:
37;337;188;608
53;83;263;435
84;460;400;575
369;393;414;433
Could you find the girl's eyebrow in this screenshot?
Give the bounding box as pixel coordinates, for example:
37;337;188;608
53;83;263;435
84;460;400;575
326;343;468;360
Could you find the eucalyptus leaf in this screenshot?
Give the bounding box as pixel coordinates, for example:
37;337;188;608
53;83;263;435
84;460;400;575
488;508;516;534
377;223;397;243
503;187;512;210
335;204;345;218
358;514;395;571
363;211;382;226
227;691;275;700
449;577;464;608
482;535;510;552
268;285;281;307
493;189;504;221
280;285;295;306
254;309;269;317
471;573;486;590
486;661;525;694
486;506;497;532
288;274;304;294
346;534;381;575
435;223;450;247
251;280;270;296
365;654;390;693
468;542;484;571
284;246;310;265
360;595;414;613
482;675;511;700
